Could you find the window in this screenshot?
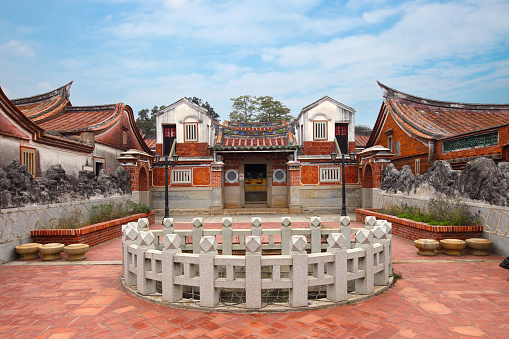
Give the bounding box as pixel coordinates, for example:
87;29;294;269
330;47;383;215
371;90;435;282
320;167;340;182
225;169;239;183
415;159;421;175
442;131;498;153
171;169;192;184
387;136;393;152
314;121;327;140
122;130;127;145
20;146;36;177
272;169;286;183
184;122;198;142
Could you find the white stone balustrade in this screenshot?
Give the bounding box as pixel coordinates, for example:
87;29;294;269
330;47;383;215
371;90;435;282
122;216;393;310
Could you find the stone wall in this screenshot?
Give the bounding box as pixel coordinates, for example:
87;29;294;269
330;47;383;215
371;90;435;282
0;195;136;263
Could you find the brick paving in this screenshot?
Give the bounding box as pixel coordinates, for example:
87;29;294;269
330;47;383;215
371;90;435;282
1;219;509;338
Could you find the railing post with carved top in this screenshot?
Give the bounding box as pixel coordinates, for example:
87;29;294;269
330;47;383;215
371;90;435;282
199;236;219;307
162;234;183;302
373;224;390;285
192;218;203;254
326;233;348;302
281;217;292;255
355;229;374;294
245;235;262;309
137;231;156;295
289;235;308;307
340;216;352;249
122;225;138;286
221;217;233;255
310;217;321;253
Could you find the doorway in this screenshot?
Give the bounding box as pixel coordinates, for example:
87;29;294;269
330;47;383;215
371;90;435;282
244;164;267;204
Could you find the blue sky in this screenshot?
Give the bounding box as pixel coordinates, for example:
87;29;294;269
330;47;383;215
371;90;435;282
1;0;508;126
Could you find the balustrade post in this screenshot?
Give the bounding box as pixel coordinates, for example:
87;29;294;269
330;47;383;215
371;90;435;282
326;233;348;302
281;217;292;255
199;236;219;307
138;218;149;231
355;229;374;294
162;234;183;302
192;218;204;254
123;226;138;286
137;231;156;295
252;217;262;237
221;217;233;255
310;217;321;254
245;236;262;309
373;225;390;286
162;217;174;236
364;216;377;230
339;216;352;249
289;235;308;307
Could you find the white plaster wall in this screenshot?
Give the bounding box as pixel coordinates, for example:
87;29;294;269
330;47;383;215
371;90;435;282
36;143;90;177
0;136;24;169
94;143;123;173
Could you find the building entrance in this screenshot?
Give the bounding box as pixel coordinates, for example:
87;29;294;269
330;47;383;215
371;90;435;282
244;164;267;204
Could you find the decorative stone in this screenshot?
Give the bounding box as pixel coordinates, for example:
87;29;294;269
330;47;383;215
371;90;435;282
356;229;373;245
339;216;351;227
310;217;321;228
162;218;174;229
365;216;377;228
138;218;149;231
281;217;291;227
466;238;493;256
200;236;217;254
126;227;139;241
39;243;65;261
162;234;181;250
291;235;307;253
414;239;439;256
245;236;261;253
64;243;89;261
373;226;388;240
252;217;262;228
222;217;232;228
440;239;466;256
138;231;155;247
128;222;138;229
193;218;203;228
15;243;41;260
327;233;347;249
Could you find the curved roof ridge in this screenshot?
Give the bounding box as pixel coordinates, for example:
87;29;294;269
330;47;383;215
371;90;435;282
11;82;73;105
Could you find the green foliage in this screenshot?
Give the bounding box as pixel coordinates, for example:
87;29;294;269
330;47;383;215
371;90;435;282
135;105;166;135
380;195;479;226
186;97;220;122
392;270;403;282
229;95;293;122
355;124;373;133
50;201;152;229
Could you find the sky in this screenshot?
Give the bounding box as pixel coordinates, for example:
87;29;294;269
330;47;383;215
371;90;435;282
1;0;508;126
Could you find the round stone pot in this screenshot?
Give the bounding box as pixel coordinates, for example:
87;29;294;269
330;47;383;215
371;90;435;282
39;243;65;261
439;239;466;256
414;239;439;256
15;243;42;260
466;238;493;256
64;243;90;261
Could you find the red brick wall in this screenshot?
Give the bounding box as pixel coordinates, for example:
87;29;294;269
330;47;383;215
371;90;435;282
300;164;358;185
31;211;155;247
193;167;211;186
301;165;319;185
300;141;335;156
176;143;209;157
211;170;222;187
356;209;483;241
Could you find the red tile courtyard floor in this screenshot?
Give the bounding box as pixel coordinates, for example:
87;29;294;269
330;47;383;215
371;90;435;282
1;220;508;338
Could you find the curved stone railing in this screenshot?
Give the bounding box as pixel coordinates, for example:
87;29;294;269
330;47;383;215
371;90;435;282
121;216;393;311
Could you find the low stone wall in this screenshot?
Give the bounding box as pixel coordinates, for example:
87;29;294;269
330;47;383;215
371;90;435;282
32;211;155;247
372;189;509;256
356;209;483;241
0;195;135;263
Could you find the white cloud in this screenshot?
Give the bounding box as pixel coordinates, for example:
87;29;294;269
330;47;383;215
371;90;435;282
0;40;35;58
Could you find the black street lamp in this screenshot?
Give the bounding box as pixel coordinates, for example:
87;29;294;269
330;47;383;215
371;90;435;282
331;151;357;216
153;153;179;218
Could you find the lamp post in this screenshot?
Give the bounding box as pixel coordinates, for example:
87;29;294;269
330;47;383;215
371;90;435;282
331;151;357;216
153;153;179;218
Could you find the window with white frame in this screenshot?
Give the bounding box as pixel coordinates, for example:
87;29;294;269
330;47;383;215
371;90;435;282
415;159;421;175
314;121;327;140
387;136;393;152
171;169;192;184
184;122;198;142
20;146;36;177
320;167;340;182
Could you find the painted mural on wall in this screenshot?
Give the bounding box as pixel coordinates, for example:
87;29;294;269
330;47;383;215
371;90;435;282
380;158;509;206
0;161;131;209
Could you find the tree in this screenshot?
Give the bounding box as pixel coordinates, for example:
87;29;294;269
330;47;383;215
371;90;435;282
355;124;373;133
228;95;293;122
186;97;220;122
135;105;166;135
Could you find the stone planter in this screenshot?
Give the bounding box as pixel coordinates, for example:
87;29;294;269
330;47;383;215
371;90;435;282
39;243;65;261
466;238;492;256
15;243;42;260
440;239;466;256
64;243;90;261
414;239;439;256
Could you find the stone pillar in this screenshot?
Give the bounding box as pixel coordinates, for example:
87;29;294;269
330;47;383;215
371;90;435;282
281;217;292;255
310;217;321;254
221;217;233;255
199;236;219;307
137;231;156;295
373;225;390;286
377;220;393;276
123;226;138;286
162;217;174;236
211;161;224;214
252;217;262;237
355;229;374;294
245;235;262;309
365;216;376;230
138;218;149;231
287;161;301;214
162;234;183;302
339;216;352;249
289;235;308;307
326;233;348;302
192;218;203;254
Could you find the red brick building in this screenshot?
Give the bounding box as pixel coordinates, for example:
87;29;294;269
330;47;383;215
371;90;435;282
367;82;509;174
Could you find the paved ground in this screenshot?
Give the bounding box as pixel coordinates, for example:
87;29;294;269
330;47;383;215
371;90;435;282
1;214;509;338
